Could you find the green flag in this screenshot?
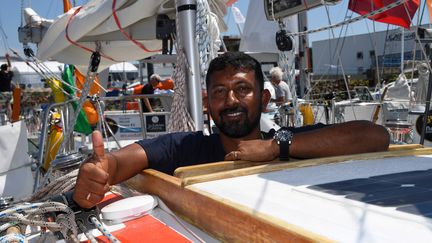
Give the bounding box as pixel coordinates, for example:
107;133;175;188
62;64;93;135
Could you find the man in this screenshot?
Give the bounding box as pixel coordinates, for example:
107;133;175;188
0;54;14;120
0;54;14;92
141;74;161;112
74;52;390;208
270;66;291;104
126;74;162;112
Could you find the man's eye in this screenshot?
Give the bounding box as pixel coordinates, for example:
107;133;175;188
236;86;251;95
212;88;227;97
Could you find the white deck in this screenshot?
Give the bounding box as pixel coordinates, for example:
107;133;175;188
192;155;432;243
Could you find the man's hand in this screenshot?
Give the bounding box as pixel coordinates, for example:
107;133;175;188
73;131;110;208
225;139;279;162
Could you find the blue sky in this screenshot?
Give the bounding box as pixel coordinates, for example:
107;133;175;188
0;0;430;56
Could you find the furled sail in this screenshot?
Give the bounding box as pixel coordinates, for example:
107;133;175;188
20;0;229;69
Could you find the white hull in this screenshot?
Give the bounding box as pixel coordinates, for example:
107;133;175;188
0;121;33;200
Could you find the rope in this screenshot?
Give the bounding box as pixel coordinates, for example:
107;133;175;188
196;0;218;81
288;0;407;37
89;216;121;243
0;233;25;243
77;220;98;243
0;202;78;241
111;0;160;53
0;222;19;233
26;169;79;202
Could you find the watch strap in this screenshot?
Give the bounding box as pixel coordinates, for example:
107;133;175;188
279;140;290;161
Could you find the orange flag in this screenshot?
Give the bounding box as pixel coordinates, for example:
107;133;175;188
74;68;100;125
63;0;72;13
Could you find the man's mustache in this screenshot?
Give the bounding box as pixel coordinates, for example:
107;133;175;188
220;107;247;116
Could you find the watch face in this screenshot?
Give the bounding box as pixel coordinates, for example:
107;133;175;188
274;128;293;142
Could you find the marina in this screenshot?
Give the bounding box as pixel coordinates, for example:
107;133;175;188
0;0;432;242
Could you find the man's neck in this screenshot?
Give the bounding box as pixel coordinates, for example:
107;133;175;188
219;127;262;153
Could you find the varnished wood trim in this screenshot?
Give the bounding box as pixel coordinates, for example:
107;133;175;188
174;160;273;179
175;145;423;180
388;144;423;151
182;148;432;186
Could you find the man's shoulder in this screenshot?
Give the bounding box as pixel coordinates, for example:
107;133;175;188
280;81;289;87
159;131;218;141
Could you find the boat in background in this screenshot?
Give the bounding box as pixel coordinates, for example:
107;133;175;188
2;0;432;242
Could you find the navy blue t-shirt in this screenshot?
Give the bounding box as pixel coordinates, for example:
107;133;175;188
136;123;327;175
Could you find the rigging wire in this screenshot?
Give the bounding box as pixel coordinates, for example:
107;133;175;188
46;0;55;18
303;8;351;101
401;1;432;77
323;4;357;121
289;0;407;37
329;7;350;76
378;25;390;85
366;9;382;90
0;14;10;53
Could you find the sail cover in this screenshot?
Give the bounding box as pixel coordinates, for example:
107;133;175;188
25;0;230;69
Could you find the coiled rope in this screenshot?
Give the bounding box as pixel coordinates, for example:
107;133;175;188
0;202;78;241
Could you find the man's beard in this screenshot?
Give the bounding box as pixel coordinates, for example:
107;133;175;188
213;106;261;138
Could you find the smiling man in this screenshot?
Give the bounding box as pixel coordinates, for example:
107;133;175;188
74;52;390;208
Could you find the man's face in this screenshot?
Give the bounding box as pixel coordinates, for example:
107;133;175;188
270;76;280;85
207;67;264;138
150;78;159;87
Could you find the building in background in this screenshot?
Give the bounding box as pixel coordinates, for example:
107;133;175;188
311;26;426;82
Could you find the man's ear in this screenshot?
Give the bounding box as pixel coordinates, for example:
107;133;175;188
261;89;271;110
203;91;209;111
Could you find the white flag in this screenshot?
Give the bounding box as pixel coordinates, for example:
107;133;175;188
231;6;245;24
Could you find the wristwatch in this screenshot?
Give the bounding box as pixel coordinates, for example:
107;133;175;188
273;127;294;161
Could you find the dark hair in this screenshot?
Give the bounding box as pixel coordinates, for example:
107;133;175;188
205;52;264;91
0;64;7;71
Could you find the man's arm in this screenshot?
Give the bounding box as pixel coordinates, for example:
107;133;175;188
5;54;11;70
271;96;285;105
225;121;390;161
289;120;390;158
143;97;154;112
74;131;149;208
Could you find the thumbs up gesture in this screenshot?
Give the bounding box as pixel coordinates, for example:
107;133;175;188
73;131;111;208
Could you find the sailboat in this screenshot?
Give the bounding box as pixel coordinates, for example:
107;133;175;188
1;0;432;242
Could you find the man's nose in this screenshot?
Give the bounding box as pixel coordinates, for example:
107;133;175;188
225;89;239;106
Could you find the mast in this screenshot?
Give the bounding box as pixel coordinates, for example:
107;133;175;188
177;0;203;131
